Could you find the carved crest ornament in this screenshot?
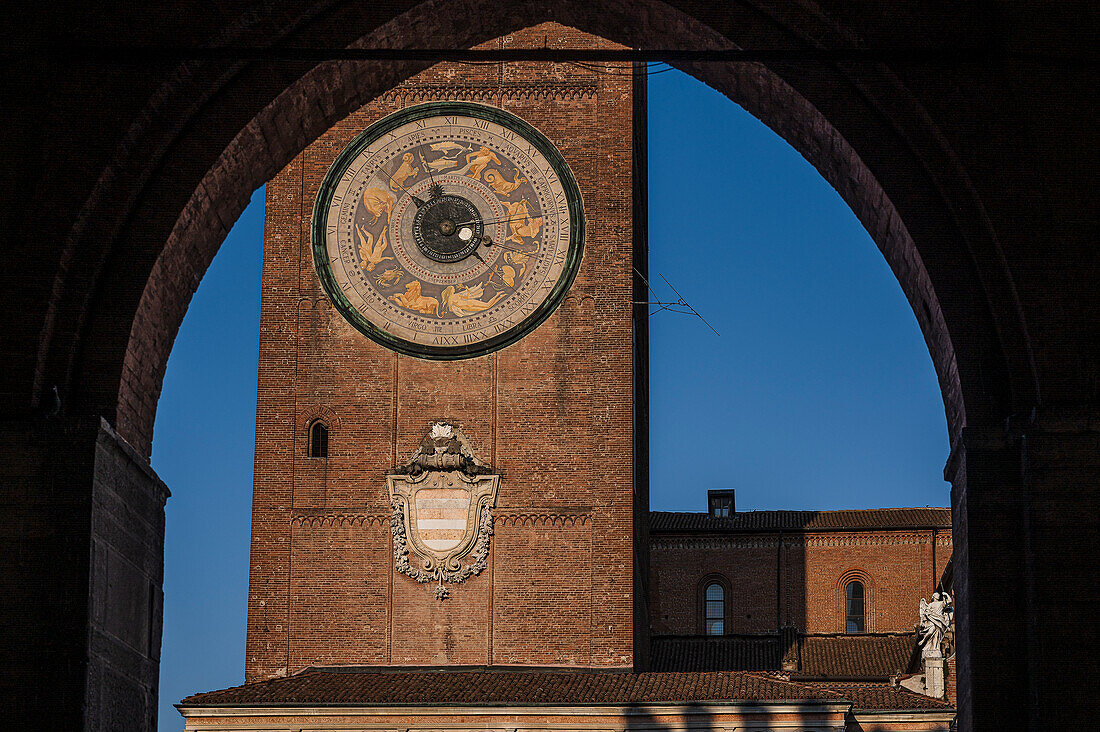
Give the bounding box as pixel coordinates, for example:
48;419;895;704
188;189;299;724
387;423;499;600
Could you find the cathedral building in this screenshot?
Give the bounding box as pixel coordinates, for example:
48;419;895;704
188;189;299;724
179;24;956;732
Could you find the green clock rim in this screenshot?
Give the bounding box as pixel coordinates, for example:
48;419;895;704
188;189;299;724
311;101;585;360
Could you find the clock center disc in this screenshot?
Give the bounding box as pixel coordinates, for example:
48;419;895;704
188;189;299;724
412;194;484;263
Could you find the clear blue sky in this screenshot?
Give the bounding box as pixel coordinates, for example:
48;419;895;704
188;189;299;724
152;69;949;728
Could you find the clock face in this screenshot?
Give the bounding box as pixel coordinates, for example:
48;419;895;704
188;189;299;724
312;102;584;359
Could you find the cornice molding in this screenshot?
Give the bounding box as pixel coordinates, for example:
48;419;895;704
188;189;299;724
291;512;389;528
289;510;595;529
385;82;599;103
651;536;780;550
495;512;591;527
652;530;952;551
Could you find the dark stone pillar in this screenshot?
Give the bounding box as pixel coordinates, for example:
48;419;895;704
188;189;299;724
0;417;168;731
948;409;1100;731
86;419;169;731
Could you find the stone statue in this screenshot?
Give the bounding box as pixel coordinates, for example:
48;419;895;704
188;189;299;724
918;592;953;658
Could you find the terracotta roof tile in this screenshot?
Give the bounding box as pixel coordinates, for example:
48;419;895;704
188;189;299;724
650;508;951;533
804;682;954;711
180;669;951;714
651;633;918;679
179;669;841;707
651;636;781;672
797;633;918;678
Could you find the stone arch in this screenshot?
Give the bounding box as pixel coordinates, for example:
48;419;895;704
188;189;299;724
24;1;1029;458
9;4;1092;731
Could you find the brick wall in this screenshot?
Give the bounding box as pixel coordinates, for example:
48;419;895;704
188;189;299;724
246;24;639;681
650;529;952;635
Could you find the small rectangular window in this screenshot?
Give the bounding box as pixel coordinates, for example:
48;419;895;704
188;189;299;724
708;490;735;517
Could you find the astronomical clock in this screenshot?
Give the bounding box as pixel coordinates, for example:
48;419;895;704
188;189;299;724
312;102;584;358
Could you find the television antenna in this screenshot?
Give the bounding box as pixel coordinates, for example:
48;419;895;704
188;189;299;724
633;268;720;337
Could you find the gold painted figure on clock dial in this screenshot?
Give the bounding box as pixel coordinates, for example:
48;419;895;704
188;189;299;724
312;102;584;359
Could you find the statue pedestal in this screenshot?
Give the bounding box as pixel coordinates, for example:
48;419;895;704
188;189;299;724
901;655;946;699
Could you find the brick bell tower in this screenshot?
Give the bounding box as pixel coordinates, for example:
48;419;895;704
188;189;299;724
246;23;648;681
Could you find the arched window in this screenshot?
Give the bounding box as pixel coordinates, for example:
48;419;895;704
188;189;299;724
308;421;329;458
845;580;865;633
704;582;725;635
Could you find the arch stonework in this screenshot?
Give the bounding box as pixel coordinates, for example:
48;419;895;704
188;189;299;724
697;573;733;635
838;568;874;634
108;0;985;455
3;3;1097;731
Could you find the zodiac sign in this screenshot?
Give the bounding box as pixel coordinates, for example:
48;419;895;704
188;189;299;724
457;146;502;181
425;156;458;172
419;149;457;175
498;249;531;287
374;267;403;287
389;152;419;192
439;282;506;316
356;224;393;272
429;141;470;157
502;199;543;244
389;280;439;315
361;187;396;224
483;168;527;196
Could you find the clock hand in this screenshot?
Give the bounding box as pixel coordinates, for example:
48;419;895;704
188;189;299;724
457;226;530;255
419;150;443;199
470;233;538;256
452;214;533;229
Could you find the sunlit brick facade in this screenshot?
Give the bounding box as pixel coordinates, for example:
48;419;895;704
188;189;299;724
184;23;956;732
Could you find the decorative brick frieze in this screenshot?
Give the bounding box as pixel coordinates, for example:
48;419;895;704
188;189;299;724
651;536;781;551
384;83;599;104
800;532;935;548
652;531;943;550
290;513;389;528
495;512;592;527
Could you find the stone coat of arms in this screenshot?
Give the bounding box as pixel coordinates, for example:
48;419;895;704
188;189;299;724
387;423;499;600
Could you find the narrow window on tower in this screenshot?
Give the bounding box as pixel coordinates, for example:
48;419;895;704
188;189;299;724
705;582;725;635
845;581;865;633
308;421;329;458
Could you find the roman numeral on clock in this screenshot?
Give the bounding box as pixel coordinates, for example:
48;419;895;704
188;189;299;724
312;104;582;359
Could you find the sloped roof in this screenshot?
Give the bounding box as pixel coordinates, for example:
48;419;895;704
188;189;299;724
802;682;954;712
651;635;781;672
179;668;839;707
650;508;951;533
651;633;918;678
797;633;918;677
179;668;951;714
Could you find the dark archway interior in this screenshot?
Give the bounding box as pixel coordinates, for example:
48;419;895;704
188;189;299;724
2;3;1096;730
